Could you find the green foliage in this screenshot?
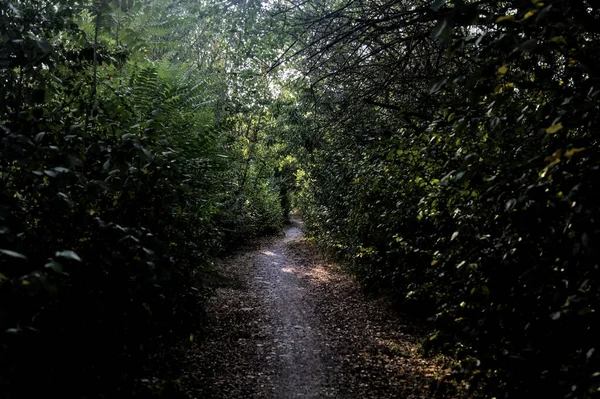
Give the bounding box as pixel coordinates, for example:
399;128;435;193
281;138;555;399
0;0;288;397
285;0;600;397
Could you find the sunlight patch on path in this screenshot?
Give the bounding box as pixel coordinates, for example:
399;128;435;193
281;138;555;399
254;218;333;398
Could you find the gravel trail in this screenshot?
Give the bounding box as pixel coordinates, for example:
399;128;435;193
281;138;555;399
181;217;468;399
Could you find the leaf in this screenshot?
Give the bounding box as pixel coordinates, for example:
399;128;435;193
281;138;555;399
431;18;451;41
536;3;552;20
451;231;459;241
429;77;447;94
565;148;586;158
496;15;515;23
431;0;447;12
36;40;52;54
58;192;75;208
34;132;46;143
546;123;564;134
545;149;562;162
587;348;595;359
55;250;82;262
498;65;508;75
45;260;64;273
0;249;28;260
9;3;21;17
142;148;154;160
505;198;516;212
523;10;537;19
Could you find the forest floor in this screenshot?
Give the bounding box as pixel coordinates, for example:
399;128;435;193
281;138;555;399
175;217;469;398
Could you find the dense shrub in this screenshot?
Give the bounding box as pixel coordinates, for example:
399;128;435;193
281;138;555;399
286;0;600;397
0;1;286;397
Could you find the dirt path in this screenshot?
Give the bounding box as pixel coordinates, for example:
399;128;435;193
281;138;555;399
180;217;466;398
